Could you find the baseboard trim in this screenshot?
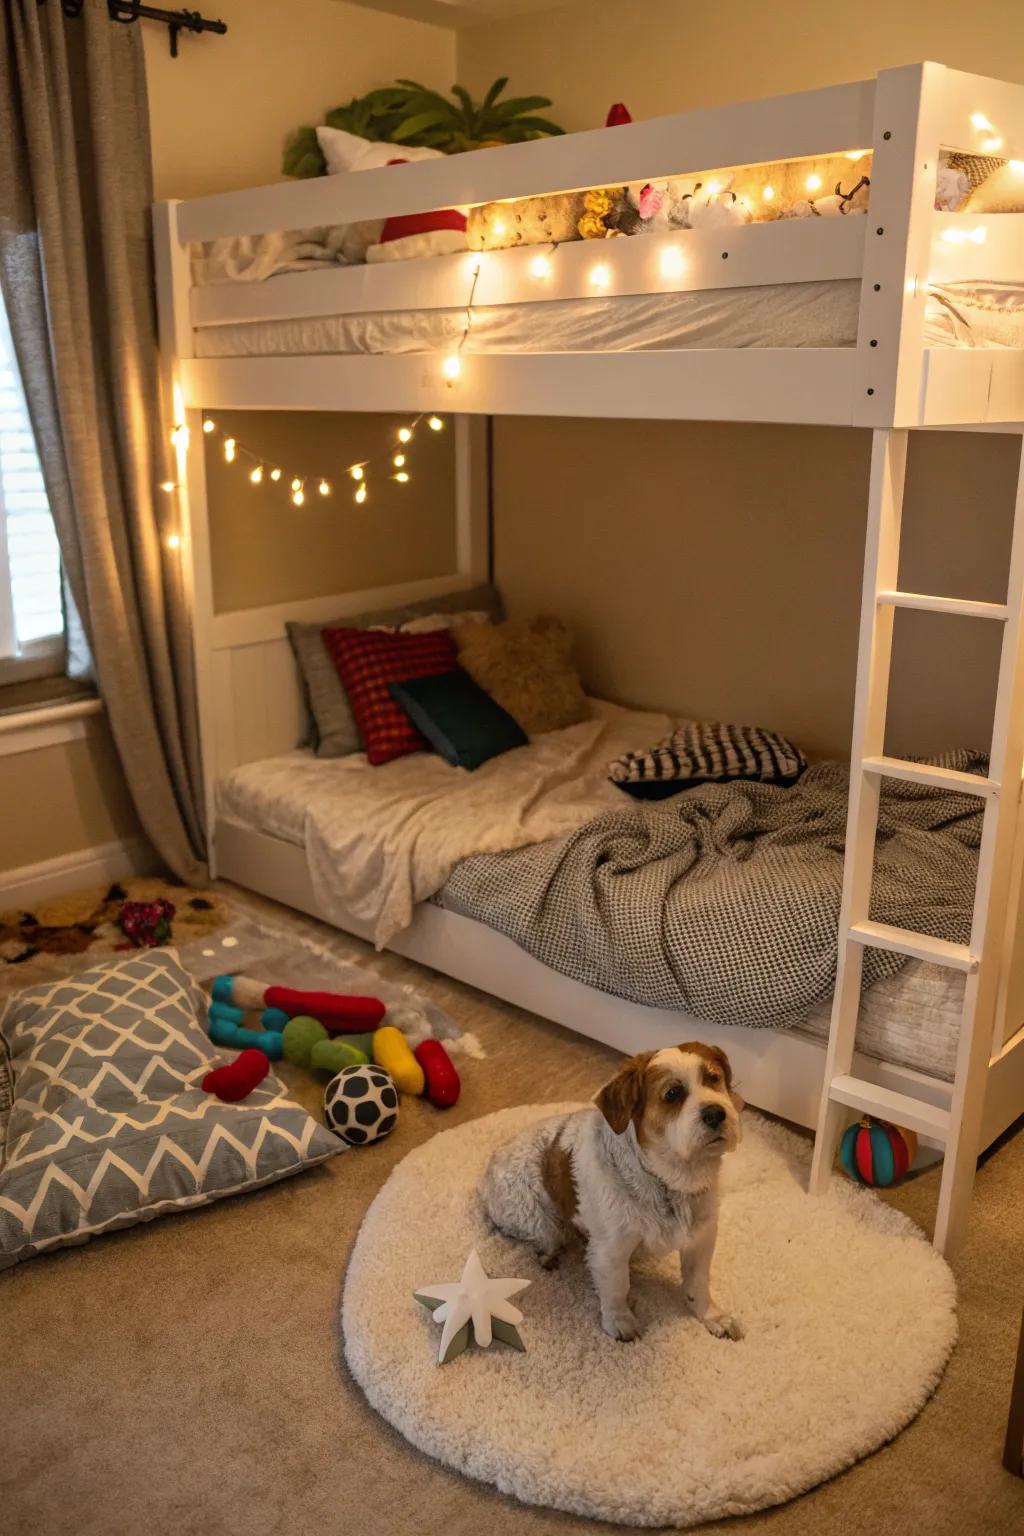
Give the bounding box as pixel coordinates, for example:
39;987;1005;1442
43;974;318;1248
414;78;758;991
0;837;155;910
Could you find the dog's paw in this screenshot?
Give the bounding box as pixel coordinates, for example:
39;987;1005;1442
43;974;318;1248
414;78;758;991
702;1311;744;1341
602;1308;642;1342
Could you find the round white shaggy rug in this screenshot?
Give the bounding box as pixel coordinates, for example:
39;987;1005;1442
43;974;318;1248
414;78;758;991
342;1105;957;1528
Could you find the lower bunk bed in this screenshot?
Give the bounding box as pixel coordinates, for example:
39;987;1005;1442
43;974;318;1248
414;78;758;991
213;698;1024;1156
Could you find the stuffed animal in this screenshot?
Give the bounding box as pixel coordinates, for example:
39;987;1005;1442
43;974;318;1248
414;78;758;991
373;1025;425;1095
685;184;752;230
414;1039;460;1108
617;177;695;235
202;1048;269;1103
840;1117;918;1186
211;974;384;1032
467;192;585;251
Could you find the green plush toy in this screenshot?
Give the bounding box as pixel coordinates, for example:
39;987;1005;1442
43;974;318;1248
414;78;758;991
282;1016;369;1075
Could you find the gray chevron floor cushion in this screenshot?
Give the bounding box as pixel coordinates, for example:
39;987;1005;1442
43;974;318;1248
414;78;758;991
0;949;342;1269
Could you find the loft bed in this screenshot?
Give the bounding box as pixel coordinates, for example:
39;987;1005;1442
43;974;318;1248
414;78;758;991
154;62;1024;1258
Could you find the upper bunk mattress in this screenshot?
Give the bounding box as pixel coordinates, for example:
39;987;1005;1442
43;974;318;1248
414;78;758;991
217;704;983;1083
193;279;1024;359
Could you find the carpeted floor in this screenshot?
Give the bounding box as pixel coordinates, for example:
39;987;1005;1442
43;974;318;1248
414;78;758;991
3;884;1023;1536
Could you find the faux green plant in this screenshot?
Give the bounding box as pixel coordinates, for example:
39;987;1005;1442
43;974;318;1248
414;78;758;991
283;78;562;178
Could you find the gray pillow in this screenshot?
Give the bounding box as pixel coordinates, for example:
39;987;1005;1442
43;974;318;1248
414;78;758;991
288;582;504;758
0;949;342;1269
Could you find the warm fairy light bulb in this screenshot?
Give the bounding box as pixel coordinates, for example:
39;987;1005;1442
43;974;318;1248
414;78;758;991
981;136;1003;153
660;246;685;279
805;173;823;193
170;423;189;450
589;262;610;288
393;453;406;468
398;426;413;444
318;479;330;496
1010;160;1024;173
160;480;176;493
971;112;993;131
706;179;721;196
350;465;365;481
492;217;507;238
762;184;775;201
166;533;181;550
442;354;462;380
529;253;552;278
941;227;966;244
465;254;482;277
249;465;263;484
223;437;236;463
290;477;302;492
393;471;410;484
355;483;367;504
292;485;305;506
270;467;282;481
427;415;444;431
846;149;866;160
970;226;987;244
202;418;216;434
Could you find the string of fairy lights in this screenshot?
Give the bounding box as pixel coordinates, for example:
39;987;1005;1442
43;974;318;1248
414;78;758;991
163;411;445;519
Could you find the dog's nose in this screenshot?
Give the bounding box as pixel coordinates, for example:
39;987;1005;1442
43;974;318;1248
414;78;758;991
701;1105;726;1130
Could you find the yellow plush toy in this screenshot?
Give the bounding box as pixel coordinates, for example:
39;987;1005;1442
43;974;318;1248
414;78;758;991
373;1025;426;1096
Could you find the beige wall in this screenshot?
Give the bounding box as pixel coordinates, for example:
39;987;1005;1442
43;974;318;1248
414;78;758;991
0;719;143;874
460;1;1024;760
144;0;455;199
457;0;1024;131
492;420;1014;760
204;410;457;613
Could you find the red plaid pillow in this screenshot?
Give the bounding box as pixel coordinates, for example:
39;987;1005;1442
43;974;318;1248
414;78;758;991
322;626;459;765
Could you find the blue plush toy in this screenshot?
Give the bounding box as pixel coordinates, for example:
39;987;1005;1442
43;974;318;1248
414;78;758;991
207;1001;284;1061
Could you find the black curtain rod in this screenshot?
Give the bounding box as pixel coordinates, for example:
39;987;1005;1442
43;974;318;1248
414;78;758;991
40;1;228;58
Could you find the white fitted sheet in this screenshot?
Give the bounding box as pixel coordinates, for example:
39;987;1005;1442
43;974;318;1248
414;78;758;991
192;279;1024;359
217;743;964;1082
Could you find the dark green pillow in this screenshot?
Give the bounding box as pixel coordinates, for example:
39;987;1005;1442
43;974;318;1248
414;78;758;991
389;667;527;771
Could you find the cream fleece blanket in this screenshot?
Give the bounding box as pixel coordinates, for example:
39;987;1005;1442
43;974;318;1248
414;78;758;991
301;701;670;947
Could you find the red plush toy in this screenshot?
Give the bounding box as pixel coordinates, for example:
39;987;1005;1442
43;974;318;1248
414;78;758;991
202;1047;269;1103
414;1039;460;1108
211;975;385;1032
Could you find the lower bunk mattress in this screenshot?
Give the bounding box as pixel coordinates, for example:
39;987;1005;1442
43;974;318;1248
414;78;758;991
217;702;986;1084
193;279;1024;359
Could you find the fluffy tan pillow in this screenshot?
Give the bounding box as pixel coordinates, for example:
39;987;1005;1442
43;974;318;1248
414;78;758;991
456;616;588;736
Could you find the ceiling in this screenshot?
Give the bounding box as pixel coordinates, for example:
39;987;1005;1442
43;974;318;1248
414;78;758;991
346;0;575;28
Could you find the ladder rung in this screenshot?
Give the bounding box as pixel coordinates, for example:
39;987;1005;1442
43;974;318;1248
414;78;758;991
848;919;979;972
877;589;1008;621
829;1074;951;1141
861;754;998;797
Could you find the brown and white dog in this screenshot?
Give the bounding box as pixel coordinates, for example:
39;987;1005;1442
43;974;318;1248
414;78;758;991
480;1043;744;1342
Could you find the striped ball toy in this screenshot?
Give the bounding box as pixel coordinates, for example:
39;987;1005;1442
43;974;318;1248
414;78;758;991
839;1117;918;1187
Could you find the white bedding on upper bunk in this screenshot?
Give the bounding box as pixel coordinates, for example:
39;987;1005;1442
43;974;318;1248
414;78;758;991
216;703;965;1083
192;279;1024;359
195;282;861;357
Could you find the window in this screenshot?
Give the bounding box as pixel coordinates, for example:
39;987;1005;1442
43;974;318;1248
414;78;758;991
0;292;64;686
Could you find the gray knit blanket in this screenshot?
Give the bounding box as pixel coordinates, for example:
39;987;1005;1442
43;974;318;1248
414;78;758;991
438;754;986;1030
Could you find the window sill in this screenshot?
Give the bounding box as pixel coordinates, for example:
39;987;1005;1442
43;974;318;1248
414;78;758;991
0;695;103;758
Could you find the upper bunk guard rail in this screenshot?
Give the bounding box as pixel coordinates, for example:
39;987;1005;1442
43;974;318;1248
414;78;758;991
175;78;878;245
191;215;866;330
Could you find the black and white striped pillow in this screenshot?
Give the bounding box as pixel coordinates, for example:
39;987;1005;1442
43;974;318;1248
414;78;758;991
609;721;806;800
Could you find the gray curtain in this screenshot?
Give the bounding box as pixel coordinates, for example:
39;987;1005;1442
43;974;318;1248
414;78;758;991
0;0;206;883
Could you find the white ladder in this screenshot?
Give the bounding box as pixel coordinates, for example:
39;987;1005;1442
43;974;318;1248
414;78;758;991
809;427;1024;1256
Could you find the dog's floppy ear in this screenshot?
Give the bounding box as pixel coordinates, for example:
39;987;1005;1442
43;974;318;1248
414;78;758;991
594;1052;653;1135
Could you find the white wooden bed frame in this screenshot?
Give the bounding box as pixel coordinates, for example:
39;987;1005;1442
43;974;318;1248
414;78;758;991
155;63;1024;1256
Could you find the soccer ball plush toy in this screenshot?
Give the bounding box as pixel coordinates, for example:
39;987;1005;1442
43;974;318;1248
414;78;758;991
324;1064;399;1146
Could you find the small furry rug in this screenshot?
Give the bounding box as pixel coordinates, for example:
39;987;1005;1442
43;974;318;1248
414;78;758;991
343;1105;957;1528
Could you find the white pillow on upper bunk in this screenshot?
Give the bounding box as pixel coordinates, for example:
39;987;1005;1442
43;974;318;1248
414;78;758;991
316;126;444;176
315;127;458;265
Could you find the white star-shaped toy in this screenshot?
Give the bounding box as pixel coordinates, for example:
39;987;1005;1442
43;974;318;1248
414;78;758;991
413;1247;530;1364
